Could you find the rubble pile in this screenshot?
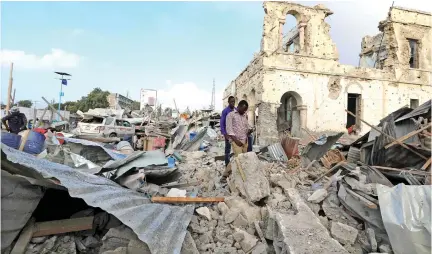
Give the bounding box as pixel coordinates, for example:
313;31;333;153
1;101;431;254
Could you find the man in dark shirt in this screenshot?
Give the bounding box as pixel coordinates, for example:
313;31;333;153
2;106;27;134
220;96;236;167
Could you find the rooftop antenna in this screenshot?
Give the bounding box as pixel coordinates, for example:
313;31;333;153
54;71;72;121
211;78;215;110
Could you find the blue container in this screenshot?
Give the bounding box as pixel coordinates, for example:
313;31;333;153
189;132;197;141
167;156;176;168
22;131;46;155
1;132;22;149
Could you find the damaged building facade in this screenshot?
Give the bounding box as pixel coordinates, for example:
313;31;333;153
223;2;432;145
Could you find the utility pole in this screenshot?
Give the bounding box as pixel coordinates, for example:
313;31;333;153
6;63;14;112
211;78;215;111
54;72;72;121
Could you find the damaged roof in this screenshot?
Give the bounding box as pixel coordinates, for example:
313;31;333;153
1;145;194;254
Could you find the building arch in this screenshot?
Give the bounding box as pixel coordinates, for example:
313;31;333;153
277;91;306;137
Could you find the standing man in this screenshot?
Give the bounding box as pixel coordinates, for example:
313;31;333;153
220;96;236;167
2;106;27;134
221;100;250;182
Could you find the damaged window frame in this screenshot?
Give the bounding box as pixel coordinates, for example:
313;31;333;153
407;39;419;69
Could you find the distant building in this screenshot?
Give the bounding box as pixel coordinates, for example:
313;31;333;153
107;93;133;110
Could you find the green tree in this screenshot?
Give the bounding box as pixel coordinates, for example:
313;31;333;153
75;88;110;112
132;101;140;110
16;100;33;107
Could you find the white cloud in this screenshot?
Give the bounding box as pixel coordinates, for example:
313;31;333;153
0;48;81;70
156;81;223;112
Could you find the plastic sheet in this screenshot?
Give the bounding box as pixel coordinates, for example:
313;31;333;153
377;184;431;254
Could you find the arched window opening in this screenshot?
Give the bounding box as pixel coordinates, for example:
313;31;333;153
282;14;300;53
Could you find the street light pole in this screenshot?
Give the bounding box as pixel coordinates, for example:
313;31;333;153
54;72;72;121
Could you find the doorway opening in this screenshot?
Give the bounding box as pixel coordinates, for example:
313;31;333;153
346;93;361;131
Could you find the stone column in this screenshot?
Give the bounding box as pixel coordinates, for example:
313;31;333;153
297;105;307;136
279;18;286;50
297;22;307;52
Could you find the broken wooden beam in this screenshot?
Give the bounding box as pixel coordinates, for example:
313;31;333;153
151;197;224;203
372;166;428;176
346;110;428;160
345;187;377;209
421;158;432;170
10;218;35;254
41;97;65;121
385;123;432;149
32;217;94;237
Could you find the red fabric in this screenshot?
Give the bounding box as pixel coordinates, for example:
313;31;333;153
55;133;65;145
33;128;47;135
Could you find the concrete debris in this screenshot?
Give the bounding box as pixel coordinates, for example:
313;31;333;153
166;188;187;197
251;242;268;254
217;202;229;216
272;188;348;254
196;207;212;221
307;188;328;203
181;232;199;254
378;244;393;254
331;222;359;245
233;228;258;252
366;228;378;252
230;152;271;202
225;208;240;224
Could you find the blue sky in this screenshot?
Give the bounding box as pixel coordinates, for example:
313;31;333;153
1;1;429;110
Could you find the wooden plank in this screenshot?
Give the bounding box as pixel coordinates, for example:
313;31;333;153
6;63;13;112
345;187;377;209
41;97;65;121
372;166;428;176
313;161;346;183
32;217;94;237
385;123;432;149
421;158;432;170
346;110;428;160
151;197;224;203
10;218;35;254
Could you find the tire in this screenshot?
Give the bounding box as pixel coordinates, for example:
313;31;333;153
109;133;117;137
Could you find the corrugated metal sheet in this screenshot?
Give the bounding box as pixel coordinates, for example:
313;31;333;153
1;170;44;251
1;145;194;254
301;132;344;162
267;143;288;162
396;100;431;123
394;119;419;144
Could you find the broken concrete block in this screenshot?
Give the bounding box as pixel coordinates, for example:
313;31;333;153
167;188;187;197
101;247;127;254
330;222;359;245
231;152;271;202
127;239;151;254
232;213;249;228
225;196;262;224
31;236;48;244
196;207;212;221
217;202;229;216
307;189;328;203
272;188;348;253
366;228;377;252
378;244;393;254
225;209;240;224
251;243;268;254
233;228;258;253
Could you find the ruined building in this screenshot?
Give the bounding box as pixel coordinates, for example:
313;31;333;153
223;2;432;145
